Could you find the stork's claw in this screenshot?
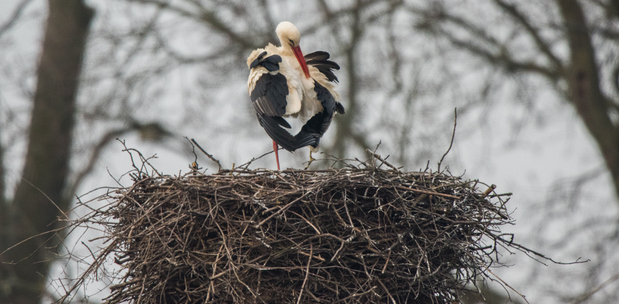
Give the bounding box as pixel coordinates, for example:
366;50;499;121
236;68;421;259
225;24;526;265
304;151;316;170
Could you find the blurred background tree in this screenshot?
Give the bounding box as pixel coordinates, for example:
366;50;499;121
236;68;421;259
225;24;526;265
0;0;617;303
1;1;93;303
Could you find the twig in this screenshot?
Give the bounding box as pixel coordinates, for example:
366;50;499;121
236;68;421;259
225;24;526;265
233;149;274;171
19;178;69;220
396;185;461;199
487;269;530;304
184;137;202;171
117;139;161;177
483;184;497;197
190;138;223;171
366;149;399;171
438;108;457;172
296;243;313;304
0;0;34;38
569;272;619;304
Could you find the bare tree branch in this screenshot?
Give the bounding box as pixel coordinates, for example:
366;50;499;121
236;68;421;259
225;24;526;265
569;272;619;304
492;0;563;71
438;26;558;79
0;0;35;39
65;127;133;202
409;3;560;80
126;0;258;50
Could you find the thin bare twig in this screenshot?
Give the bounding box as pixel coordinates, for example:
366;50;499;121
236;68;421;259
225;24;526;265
296;243;313;304
184;137;202;171
190;138;223;171
0;0;34;38
487;269;530;304
569;272;619;304
438;108;457;172
366;149;399;171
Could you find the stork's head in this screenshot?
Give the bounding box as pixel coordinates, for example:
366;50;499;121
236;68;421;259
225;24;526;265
276;21;301;48
276;21;310;79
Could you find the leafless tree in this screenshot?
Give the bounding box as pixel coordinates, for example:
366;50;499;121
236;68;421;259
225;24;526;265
408;0;619;200
2;0;619;303
1;1;93;303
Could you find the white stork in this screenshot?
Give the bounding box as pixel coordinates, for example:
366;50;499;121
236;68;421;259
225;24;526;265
247;21;345;170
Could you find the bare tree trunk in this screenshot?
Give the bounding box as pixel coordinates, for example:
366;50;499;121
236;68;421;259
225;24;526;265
556;0;619;201
0;1;93;303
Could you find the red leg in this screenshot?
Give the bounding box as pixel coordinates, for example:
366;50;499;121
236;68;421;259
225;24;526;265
273;140;280;170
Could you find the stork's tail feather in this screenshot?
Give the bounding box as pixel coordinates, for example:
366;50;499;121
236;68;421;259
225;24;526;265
259;113;323;152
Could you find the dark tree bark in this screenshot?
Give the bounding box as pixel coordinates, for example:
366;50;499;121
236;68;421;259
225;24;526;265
556;0;619;201
0;1;93;303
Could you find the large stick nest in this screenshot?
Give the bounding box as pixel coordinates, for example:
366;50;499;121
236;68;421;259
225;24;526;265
60;154;530;304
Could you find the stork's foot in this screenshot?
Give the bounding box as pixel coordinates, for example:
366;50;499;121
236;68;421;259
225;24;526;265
304;151;316;170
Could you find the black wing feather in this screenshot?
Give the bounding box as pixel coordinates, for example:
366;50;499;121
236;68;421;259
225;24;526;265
249;53;297;150
305;51;340;83
250;52;282;71
294;82;344;149
260;55;283;72
250;72;288;117
304;51;330;61
256;114;297;151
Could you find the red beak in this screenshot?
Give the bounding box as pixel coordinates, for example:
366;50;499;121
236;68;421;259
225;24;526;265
292;46;310;79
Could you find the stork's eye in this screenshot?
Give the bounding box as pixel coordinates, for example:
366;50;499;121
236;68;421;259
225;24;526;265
288;38;294;46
